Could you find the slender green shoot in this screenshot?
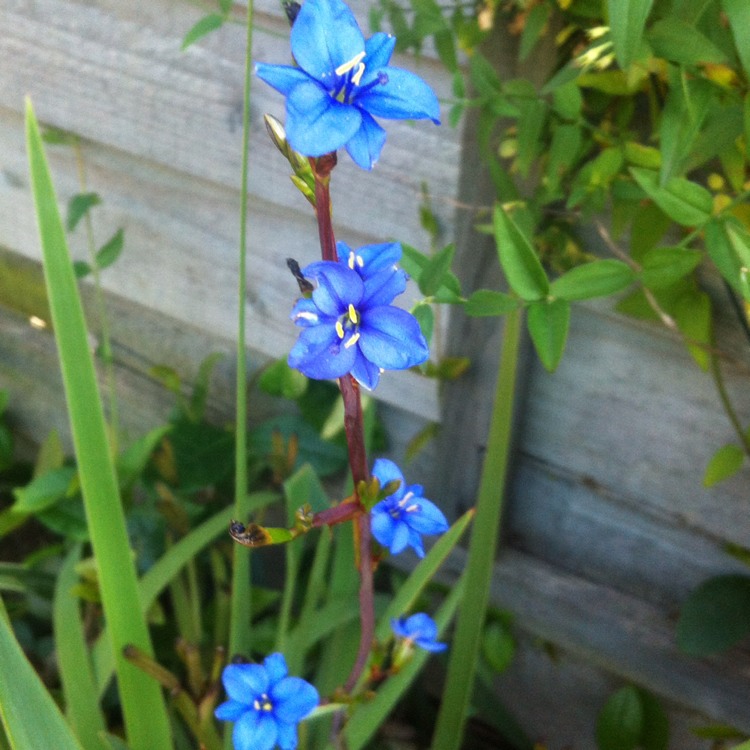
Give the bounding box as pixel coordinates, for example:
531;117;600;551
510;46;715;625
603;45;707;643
25;100;172;750
431;306;522;750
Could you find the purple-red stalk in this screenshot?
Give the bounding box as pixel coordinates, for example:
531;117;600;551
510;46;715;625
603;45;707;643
310;155;375;694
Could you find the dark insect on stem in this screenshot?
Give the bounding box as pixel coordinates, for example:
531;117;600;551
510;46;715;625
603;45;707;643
286;257;314;295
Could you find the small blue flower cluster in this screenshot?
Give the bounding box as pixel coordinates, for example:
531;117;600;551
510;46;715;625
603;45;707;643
216;1;449;747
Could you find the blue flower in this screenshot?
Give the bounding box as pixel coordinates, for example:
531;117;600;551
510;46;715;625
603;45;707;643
391;612;448;652
370;458;448;557
256;0;440;169
215;653;319;750
288;245;428;390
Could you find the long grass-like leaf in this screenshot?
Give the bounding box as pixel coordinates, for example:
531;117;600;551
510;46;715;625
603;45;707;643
53;544;107;749
431;307;522;750
0;598;84;750
93;494;278;694
25;100;172;750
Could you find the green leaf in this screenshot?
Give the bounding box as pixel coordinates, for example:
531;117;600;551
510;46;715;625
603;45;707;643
401;243;462;302
412;302;434;343
705;219;744;293
53;545;106;749
704;444;745;487
26;99;172;750
117;425;172;490
677;574;750;655
729;740;750;750
674;289;711;371
419;244;456;297
596;685;643;750
469;52;500;98
607;0;653;69
493;204;548;300
519;2;550;61
464;289;521;316
527;298;570;372
0;602;85;750
639;247;702;289
516;99;546;177
12;466;76;513
181;13;224;51
647;18;728;65
95;228;124;270
723;0;750;77
636;688;669;750
258;358;308;400
66;192;100;232
482;621;515;673
550;260;635;301
630;168;713;226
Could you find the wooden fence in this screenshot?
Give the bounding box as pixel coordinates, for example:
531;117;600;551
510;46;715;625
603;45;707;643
1;0;749;747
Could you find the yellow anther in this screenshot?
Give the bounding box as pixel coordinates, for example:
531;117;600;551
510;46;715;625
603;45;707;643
335;321;345;339
348;251;356;269
335;51;365;76
344;332;361;349
351;62;366;86
348;304;359;324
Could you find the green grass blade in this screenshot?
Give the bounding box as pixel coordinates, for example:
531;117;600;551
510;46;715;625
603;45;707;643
343;578;465;750
92;494;278;694
431;307;522;750
0;598;84;750
53;544;107;748
25;99;172;750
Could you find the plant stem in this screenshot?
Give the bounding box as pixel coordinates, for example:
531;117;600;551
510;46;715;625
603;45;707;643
310;160;374;693
227;0;255;675
431;306;522;750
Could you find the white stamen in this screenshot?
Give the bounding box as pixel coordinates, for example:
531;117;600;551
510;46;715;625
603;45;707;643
295;311;318;323
351;62;366;86
335;51;365;76
344;332;361;349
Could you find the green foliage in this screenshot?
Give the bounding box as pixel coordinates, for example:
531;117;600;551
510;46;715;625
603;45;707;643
596;685;669;750
677;574;750;655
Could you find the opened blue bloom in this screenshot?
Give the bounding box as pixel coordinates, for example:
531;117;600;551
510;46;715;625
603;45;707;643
256;0;440;169
391;612;448;652
370;458;448;557
288;244;428;389
215;653;318;750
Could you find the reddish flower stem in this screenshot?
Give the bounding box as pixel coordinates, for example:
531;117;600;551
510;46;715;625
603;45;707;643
311;155;375;695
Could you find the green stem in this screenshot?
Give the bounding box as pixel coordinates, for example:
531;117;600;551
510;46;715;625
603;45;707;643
227;0;255;674
431;306;522;750
73;140;119;453
710;351;750;457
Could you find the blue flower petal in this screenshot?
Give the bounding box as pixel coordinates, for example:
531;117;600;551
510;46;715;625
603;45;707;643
214;699;247;722
360;266;407;308
358;306;429;370
344;110;387;170
234;709;277;750
289;324;357;381
290;0;365;83
371;506;397;547
355;242;402;275
272;677;319;723
405;498;449;535
264;653;289;684
372;458;405;498
222;663;268;702
389;521;411;554
255;63;310;96
304;262;363;316
357;67;440;123
276;721;300;750
286;81;362;157
290;297;325;328
363;32;396;73
350;349;382;390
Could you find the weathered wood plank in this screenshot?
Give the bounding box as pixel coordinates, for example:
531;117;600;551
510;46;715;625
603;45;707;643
0;103;441;420
0;0;459;248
